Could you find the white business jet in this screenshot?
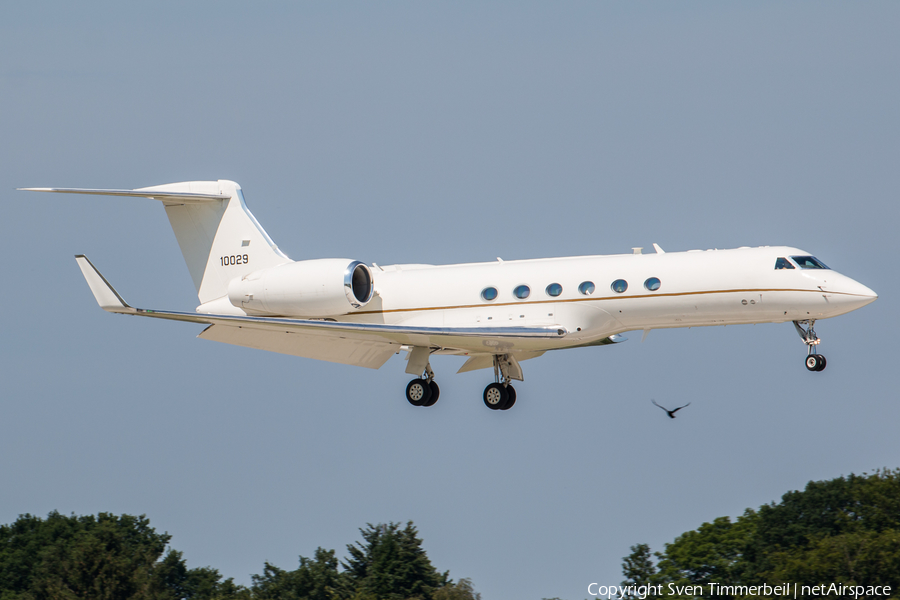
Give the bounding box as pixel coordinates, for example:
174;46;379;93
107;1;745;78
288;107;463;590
22;181;877;411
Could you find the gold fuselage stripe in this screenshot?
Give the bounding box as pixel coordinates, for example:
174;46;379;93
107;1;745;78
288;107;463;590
355;287;861;316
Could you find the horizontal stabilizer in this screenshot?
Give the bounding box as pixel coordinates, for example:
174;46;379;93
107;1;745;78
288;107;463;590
19;187;228;204
75;255;135;313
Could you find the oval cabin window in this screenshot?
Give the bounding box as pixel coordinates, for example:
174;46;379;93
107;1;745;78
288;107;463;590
513;285;531;299
481;287;498;301
611;279;628;293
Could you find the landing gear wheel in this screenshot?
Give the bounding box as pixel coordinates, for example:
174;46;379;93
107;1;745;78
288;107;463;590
406;378;432;406
500;385;516;410
424;381;440;406
483;383;508;410
805;355;826;372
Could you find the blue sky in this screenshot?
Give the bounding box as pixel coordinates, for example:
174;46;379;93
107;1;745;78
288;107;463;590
2;3;898;599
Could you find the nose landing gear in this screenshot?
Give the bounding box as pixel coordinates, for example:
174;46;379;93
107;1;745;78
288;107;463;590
794;320;827;371
805;354;827;371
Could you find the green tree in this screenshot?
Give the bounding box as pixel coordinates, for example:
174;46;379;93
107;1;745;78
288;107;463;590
764;529;900;587
342;522;448;600
431;578;480;600
659;512;757;587
251;547;343;600
620;543;663;599
0;512;246;600
621;470;900;598
744;469;900;585
154;550;248;600
1;513;473;600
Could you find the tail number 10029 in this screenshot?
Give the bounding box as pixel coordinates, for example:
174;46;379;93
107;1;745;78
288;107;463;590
221;254;249;266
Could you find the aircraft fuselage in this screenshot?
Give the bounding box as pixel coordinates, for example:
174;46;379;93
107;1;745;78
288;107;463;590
342;245;876;355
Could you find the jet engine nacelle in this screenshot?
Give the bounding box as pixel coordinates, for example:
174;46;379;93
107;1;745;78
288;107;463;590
227;259;374;317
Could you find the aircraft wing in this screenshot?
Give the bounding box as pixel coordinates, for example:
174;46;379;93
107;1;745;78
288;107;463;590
75;255;568;369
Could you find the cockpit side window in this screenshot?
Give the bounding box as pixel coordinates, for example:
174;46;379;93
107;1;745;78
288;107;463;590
791;255;830;269
775;257;795;270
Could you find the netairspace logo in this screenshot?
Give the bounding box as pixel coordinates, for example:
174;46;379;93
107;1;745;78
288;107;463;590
586;582;893;599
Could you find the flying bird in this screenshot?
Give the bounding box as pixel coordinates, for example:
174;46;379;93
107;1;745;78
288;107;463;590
651;399;690;419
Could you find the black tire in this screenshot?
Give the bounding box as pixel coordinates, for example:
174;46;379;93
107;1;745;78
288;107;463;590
483;383;508;410
424;381;440;406
816;355;827;371
500;385;516;410
805;355;819;371
406;379;432;406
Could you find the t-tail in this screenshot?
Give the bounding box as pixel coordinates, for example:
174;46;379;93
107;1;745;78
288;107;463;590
20;180;292;309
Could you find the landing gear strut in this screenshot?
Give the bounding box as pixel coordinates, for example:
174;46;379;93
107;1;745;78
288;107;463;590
406;362;440;407
483;354;517;411
794;320;827;372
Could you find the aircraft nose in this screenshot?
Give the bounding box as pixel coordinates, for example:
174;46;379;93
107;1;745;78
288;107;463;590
828;275;877;310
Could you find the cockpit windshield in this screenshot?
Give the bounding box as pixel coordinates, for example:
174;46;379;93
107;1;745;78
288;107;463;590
791;256;830;270
774;257;795;270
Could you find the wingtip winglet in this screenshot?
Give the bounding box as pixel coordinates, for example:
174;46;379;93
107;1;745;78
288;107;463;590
74;255;134;313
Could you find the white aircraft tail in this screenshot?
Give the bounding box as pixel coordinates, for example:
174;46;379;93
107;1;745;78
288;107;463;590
152;180;291;303
21;180;292;304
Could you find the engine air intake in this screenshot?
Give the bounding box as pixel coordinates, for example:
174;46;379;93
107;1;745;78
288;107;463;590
345;261;374;307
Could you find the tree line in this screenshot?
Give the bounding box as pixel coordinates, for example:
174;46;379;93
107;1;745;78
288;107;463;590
4;469;899;599
620;469;900;599
0;516;479;600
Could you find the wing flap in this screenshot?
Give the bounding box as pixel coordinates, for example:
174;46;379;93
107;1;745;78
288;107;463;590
198;324;398;369
457;351;545;374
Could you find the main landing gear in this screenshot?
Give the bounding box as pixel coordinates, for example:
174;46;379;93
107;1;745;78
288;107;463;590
406;362;440;407
794;319;827;372
483;354;517;411
483;382;516;411
403;350;522;411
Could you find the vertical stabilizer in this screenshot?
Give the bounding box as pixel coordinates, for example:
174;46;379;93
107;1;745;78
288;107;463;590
144;180;291;303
